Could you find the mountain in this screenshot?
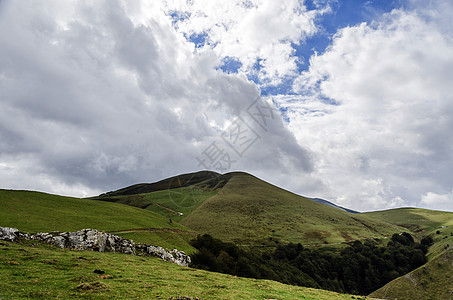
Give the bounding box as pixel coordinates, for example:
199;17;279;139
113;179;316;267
98;171;405;245
179;172;404;244
309;197;359;214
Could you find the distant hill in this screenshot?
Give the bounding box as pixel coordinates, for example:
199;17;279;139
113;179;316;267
364;207;453;258
309;197;358;214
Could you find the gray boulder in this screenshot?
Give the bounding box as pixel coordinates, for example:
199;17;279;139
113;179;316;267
0;227;29;242
32;229;136;254
0;227;20;242
145;245;191;267
169;249;191;267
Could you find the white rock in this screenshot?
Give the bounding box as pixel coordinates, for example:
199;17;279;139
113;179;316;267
0;227;20;242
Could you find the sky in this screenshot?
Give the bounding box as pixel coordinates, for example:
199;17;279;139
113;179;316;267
0;0;453;212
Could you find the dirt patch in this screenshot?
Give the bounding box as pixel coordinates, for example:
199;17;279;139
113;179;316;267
75;281;109;292
41;259;60;265
304;230;331;240
340;231;353;241
397;224;423;232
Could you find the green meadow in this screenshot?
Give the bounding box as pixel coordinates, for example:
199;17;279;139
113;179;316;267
0;240;360;300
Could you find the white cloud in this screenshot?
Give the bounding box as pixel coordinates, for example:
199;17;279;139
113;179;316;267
162;0;328;86
421;191;453;212
0;0;311;196
282;3;453;211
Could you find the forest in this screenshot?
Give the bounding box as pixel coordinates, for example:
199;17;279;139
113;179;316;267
190;233;429;295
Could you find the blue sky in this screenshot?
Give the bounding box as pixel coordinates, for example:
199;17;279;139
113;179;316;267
212;0;405;95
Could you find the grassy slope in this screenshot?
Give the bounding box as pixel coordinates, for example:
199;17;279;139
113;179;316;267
95;186;218;223
0;189;196;253
369;246;453;300
364;208;453;258
363;207;453;233
0;241;361;300
181;172;404;245
366;208;453;299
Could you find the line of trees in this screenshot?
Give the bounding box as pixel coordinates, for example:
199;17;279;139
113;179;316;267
189;232;428;295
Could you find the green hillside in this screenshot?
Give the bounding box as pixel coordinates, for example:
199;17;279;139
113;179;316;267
364;207;453;234
0;189;196;253
92;171;234;223
94;186;218;223
0;240;360;299
369;246;453;300
364;208;453;258
180;172;405;245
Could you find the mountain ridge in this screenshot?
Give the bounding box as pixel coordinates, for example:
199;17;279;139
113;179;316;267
309;197;359;214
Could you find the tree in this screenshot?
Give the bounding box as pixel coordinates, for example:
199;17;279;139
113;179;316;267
421;236;433;246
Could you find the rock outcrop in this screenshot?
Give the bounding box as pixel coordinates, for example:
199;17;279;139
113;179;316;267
0;227;29;242
136;244;191;266
0;227;191;266
31;229;136;254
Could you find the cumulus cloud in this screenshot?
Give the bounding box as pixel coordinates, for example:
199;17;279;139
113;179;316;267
0;0;311;196
281;2;453;211
162;0;329;86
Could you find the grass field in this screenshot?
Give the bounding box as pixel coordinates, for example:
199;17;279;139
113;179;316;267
0;240;362;300
180;172;405;245
0;189;196;253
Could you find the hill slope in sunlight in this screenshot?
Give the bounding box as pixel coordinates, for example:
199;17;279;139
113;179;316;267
179;172;405;245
